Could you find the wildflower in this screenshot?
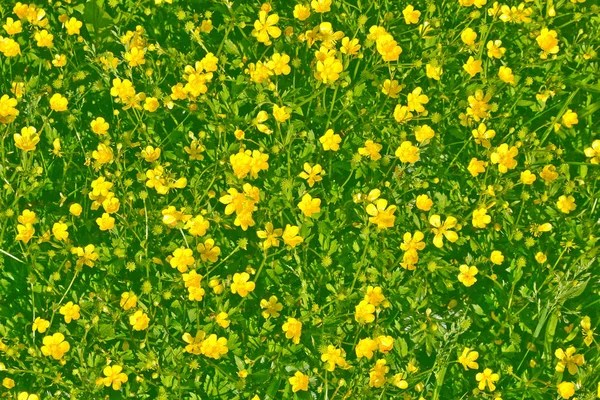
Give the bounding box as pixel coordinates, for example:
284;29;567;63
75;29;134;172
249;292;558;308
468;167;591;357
490;251;504;265
293;4;311;21
197;238;220;262
299;163;324;186
311;0;331;13
72;244;99;267
188;286;205;301
365;286;386;307
273;104;290;122
0;94;19;123
486;40;506;58
17;393;39;400
468;158;486;177
426;63;442;80
490;144;518;173
584;140;600;164
358;140;382;160
35;30;53;47
185;215;209;237
14;126;40;152
393;105;413;123
3;18;22;35
16;223;34;243
356;338;378;359
99;365;128;390
458;265;478;287
91;117;109;135
340;37;360;55
458;347;479;370
252;11;281;45
463;56;483;77
402;5;420;24
64;17;82;35
260;296;283;318
298;193;321;217
472;207;491;228
407;87;428;113
562;110;578;128
231;272;255;297
580;316;594;347
377;335;394;353
430;215;459;248
120;292;137;310
366;199;397;229
321;345;349;371
289;371;309;392
282;224;304;247
143;97;159;112
369;359;389;388
59;301;80;323
557;382;575;399
520;170;536;184
467;90;492;121
169;247;194;272
416;194;433;211
537;28;559;58
96;213;115;231
41;333;70;359
182;270;202;288
49;93;68;111
32;317;50;333
355;300;376;324
555;346;584;374
182;331;205;354
472;122;496;148
316;55;343;83
257;222;283;249
476;368;500;391
540;165;559;183
282;317;302;344
395;141;420;163
376;33;402;61
461;28;477;45
69;203;83;216
201;334;228;359
556;195;576;214
498;66;515;84
129;310;150;331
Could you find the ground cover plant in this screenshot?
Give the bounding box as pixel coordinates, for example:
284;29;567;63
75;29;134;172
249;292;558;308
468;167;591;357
0;0;599;399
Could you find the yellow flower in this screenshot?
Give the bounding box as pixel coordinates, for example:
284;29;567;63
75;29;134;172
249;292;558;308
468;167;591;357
170;247;195;272
393;104;413;123
490;250;504;265
430;215;459;248
289;371;309;392
0;94;19;123
382;79;402;98
369;359;389;388
231;272;256;297
463;56;483;77
298;193;321;217
41;332;70;359
252;11;281;45
377;335;394;353
18;393;39;400
540;165;559;183
486;39;506;58
32;317;50;333
555;346;584;375
129;310;150;331
490;143;518;173
407;87;429;113
59;301;80;323
426;63;442;81
316;55;343;83
354;299;375;324
282;224;304;248
472;122;496;148
366;199;397;229
311;0;331;13
416;194;433;211
472;207;491;228
141;145;161;162
321;345;349;371
476;368;499;391
201;334;229;359
182;331;205;355
188;286;205;301
100;365;128;390
91;117;109;135
365;285;386;307
584;140;600;164
458;265;478;287
3;18;23;35
562;109;578;128
120;292;137;310
64;17;82;35
49;93;68;111
16;223;34;243
125;46;146;67
34;29;53;47
402;5;420;24
461;28;477;45
414;125;435;144
197;238;221;262
340;37;361;55
557;382;575;399
556;195;576;214
293;4;311;21
537;28;559;57
376;33;402;62
184;215;210;237
395;141;420;163
260;296;283;318
71;244;99;267
580;316;594;347
282;317;303;344
257;222;283;249
52;221;69;241
468;158;486;177
273;104;290;122
143;96;159;112
458;347;479;370
358;140;382;160
96;213;115;231
14;126;40;152
535;252;547;264
520;170;536;184
215;312;230;328
355;337;378;359
498;66;515;84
